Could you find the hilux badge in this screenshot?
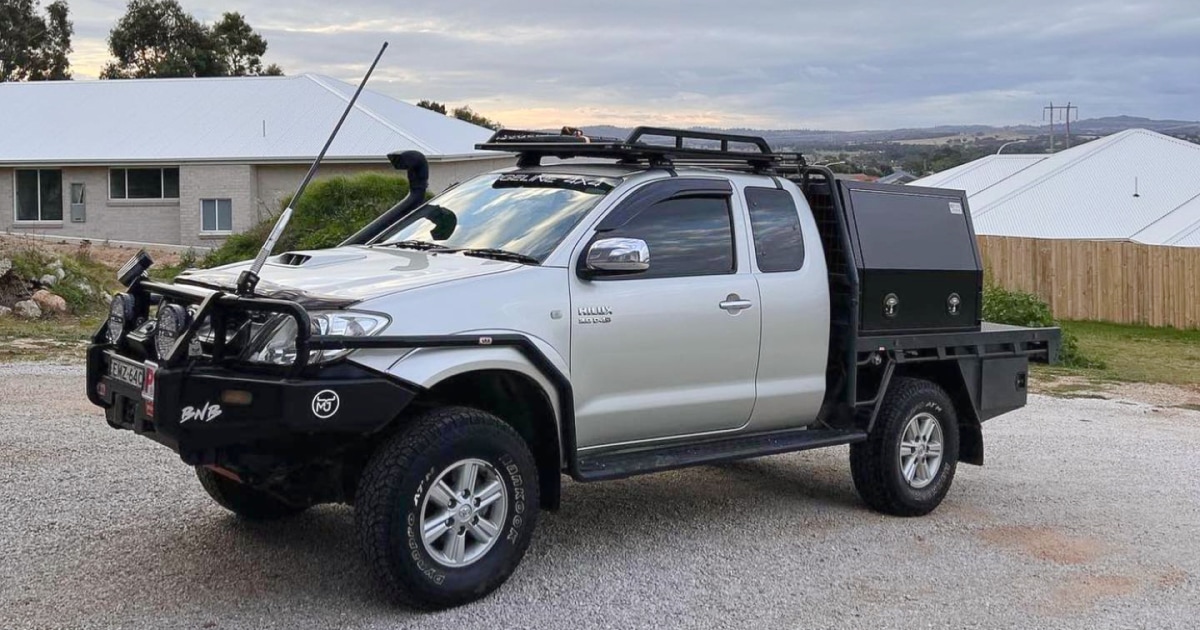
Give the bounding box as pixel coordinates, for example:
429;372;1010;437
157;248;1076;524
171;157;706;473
312;389;340;419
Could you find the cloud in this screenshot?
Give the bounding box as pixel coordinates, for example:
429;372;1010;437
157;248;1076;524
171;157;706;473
66;0;1200;129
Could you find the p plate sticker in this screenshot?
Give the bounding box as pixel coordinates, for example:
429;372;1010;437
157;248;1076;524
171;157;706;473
312;389;340;419
949;201;964;215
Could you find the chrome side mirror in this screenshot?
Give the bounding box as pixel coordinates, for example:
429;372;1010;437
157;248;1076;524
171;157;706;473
585;237;650;273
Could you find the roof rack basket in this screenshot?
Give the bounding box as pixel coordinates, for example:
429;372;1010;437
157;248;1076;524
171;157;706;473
477;126;804;172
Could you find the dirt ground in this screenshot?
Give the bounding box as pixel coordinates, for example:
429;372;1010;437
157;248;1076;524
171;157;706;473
0;234;185;268
2;363;1197;629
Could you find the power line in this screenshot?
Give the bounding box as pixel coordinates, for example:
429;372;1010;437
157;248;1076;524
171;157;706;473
1043;102;1079;153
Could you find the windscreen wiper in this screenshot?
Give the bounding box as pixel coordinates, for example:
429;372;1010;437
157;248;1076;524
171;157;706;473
458;248;541;265
377;240;455;252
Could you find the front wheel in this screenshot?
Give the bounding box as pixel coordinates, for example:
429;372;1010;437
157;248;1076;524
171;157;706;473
355;406;540;610
850;377;960;516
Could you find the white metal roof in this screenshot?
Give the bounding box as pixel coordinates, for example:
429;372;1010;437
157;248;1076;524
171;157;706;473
913;129;1200;246
0;74;498;165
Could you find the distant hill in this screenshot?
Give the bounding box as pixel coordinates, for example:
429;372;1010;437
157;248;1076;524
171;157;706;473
557;117;1200;150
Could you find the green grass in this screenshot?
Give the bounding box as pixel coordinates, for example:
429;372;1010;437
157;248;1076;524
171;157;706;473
0;316;101;362
1037;320;1200;387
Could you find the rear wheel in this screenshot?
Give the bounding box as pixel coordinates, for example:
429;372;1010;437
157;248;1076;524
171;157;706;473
355;406;540;609
850;377;960;516
195;467;308;521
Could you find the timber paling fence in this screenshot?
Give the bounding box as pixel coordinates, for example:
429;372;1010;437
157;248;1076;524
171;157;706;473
978;235;1200;329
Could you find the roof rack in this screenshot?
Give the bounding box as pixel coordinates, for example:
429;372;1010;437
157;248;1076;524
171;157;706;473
477;126;805;172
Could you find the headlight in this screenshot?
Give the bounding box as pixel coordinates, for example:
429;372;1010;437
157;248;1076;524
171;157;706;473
107;293;135;343
243;310;389;365
155;303;191;360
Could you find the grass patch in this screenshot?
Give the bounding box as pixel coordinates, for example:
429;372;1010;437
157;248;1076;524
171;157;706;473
0;315;100;362
203;172;413;268
1038;320;1200;387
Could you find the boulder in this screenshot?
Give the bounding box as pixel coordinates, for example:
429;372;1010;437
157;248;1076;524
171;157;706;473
40;273;57;287
32;289;68;314
0;305;11;318
55;267;66;280
14;300;41;319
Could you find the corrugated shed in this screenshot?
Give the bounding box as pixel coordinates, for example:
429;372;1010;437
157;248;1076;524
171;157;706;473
0;74;496;164
913;129;1200;247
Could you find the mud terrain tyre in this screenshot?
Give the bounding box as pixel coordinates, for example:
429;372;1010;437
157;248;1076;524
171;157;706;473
355;406;540;610
850;377;960;517
195;467;308;520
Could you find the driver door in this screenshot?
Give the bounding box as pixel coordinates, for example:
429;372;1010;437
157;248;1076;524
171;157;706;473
569;179;761;449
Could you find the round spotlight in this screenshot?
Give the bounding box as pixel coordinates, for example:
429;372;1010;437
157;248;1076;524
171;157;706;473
155;303;190;360
107;294;135;343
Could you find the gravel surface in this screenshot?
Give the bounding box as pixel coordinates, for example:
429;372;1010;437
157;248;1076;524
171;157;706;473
2;362;1198;629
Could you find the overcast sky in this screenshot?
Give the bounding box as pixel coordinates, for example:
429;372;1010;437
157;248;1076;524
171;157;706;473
65;0;1200;130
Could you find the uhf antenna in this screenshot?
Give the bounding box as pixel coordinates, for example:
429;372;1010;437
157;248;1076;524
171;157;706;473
236;41;389;296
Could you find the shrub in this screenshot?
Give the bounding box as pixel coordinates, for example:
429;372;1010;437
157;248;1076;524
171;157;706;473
982;284;1102;368
203;173;411;268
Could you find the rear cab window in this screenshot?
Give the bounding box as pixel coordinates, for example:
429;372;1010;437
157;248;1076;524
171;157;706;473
744;187;804;272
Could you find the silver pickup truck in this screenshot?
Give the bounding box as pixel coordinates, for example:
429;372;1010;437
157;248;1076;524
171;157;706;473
86;127;1059;609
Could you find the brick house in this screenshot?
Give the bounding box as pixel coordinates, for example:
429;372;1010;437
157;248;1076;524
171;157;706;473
0;75;513;247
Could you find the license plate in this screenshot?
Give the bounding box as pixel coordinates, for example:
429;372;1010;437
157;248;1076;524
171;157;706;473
108;354;146;390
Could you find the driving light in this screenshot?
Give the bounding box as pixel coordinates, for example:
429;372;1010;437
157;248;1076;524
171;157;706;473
107;293;135;343
117;250;154;287
155;303;190;360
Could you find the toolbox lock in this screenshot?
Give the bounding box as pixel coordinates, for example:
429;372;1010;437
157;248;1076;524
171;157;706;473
883;293;899;318
947;293;962;316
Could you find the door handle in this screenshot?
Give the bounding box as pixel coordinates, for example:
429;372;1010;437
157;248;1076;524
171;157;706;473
719;294;753;313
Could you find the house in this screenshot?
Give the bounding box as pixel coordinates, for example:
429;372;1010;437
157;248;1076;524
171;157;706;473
0;75;514;247
913;129;1200;247
877;168;917;185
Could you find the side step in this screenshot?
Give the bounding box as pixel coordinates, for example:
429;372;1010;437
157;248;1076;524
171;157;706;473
574;427;867;482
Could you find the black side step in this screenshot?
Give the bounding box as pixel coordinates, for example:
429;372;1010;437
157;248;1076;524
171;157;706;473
574;428;867;482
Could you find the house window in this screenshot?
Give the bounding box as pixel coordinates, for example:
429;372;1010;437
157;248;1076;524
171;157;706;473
14;169;63;222
109;167;180;200
201;199;233;233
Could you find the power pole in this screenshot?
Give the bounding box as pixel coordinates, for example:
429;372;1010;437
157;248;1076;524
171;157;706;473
1043;102;1079;153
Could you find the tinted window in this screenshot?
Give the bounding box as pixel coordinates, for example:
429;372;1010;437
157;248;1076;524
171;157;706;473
605;196;734;278
15;169;62;221
109;167;180;200
745;187;804;272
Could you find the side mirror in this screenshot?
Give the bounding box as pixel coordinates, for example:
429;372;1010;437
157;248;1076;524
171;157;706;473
585;237;650;273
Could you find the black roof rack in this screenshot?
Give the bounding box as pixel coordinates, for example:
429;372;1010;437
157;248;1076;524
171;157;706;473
476;126;805;172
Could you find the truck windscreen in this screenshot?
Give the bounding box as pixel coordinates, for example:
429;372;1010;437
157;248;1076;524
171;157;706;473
374;173;618;262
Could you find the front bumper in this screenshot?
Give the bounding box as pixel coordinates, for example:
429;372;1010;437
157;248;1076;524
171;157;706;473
87;344;418;462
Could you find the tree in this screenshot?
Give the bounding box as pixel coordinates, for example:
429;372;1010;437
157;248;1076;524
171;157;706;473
416;99;447;114
210;12;274;76
451;105;501;131
0;0;73;82
101;0;282;79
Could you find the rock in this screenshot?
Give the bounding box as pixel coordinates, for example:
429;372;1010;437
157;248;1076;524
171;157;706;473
55;267;66;280
32;289;68;314
76;281;95;296
0;258;11;276
0;306;11;318
40;273;57;287
14;300;41;319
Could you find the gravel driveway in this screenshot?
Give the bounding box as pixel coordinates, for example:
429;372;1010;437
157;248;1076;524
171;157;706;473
2;362;1197;629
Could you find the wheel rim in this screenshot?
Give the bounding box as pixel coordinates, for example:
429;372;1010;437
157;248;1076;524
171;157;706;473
899;412;944;489
419;458;508;568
